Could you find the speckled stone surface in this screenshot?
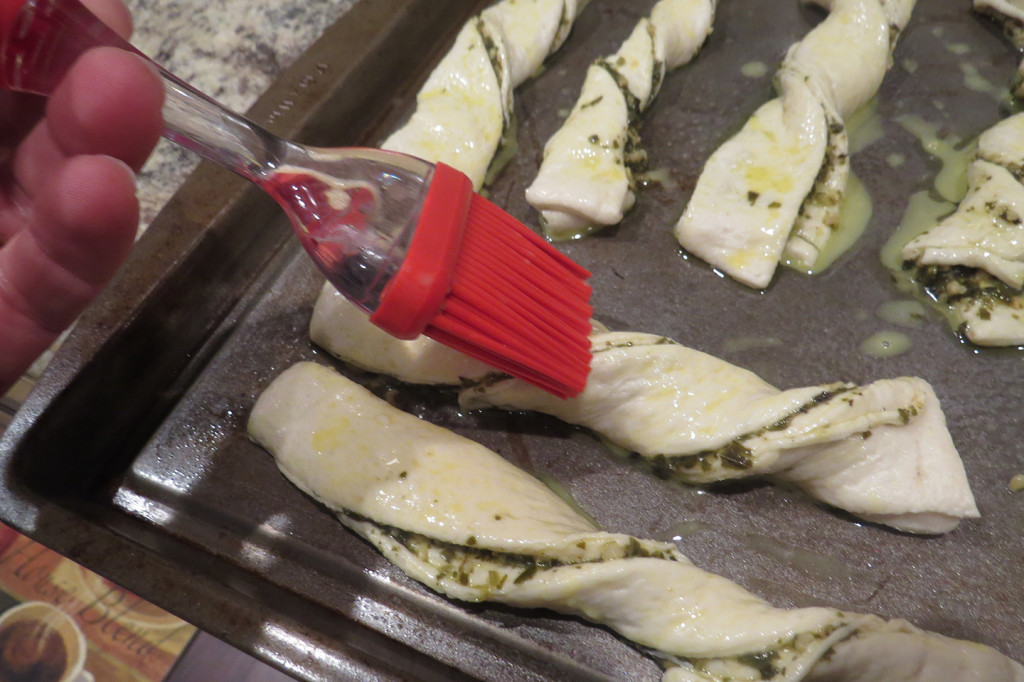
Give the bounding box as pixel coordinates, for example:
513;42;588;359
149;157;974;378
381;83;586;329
123;0;357;228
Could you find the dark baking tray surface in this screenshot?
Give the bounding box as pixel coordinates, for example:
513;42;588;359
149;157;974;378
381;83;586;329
1;1;1022;680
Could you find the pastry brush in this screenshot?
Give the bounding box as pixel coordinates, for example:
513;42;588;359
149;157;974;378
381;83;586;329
0;0;593;398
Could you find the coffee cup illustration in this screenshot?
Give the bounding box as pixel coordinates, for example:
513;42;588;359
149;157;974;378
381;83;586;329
0;602;93;682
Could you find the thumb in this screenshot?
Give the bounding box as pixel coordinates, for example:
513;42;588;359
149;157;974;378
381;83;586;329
0;154;138;391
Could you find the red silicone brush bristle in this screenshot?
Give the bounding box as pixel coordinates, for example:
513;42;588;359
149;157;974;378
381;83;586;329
425;193;593;398
369;162;593;398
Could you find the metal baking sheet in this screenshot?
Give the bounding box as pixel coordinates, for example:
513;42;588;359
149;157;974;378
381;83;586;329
1;1;1022;680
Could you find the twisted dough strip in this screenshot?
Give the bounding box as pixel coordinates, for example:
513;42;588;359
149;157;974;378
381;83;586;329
308;285;979;534
896;4;1024;346
900;115;1024;345
460;331;978;534
675;0;914;289
248;362;1022;682
525;0;716;239
381;0;583;188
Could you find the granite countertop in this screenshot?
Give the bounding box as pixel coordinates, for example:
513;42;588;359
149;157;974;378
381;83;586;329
124;0;357;229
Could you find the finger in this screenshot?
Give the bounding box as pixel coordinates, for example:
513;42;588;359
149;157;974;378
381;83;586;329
0;0;132;149
0;154;138;392
43;46;164;171
5;117;65;207
0;91;45;148
0;183;31;243
79;0;133;39
9;45;163;200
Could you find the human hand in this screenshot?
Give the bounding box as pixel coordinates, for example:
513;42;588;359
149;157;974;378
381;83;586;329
0;0;163;394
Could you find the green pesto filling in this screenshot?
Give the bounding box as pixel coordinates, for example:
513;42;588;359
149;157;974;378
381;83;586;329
592;336;675;354
735;649;781;679
555;1;573;46
646;441;754;480
477;19;506;95
596;61;642;121
671;623;844;681
593;60;650;185
897;405;919;425
347;513;675;590
461;371;514;394
642;388;852;481
484;111;519;186
797;116;848;226
911;263;1023;322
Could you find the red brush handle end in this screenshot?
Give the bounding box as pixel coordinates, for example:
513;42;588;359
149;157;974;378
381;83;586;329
0;1;29;44
0;0;30;89
0;0;130;94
